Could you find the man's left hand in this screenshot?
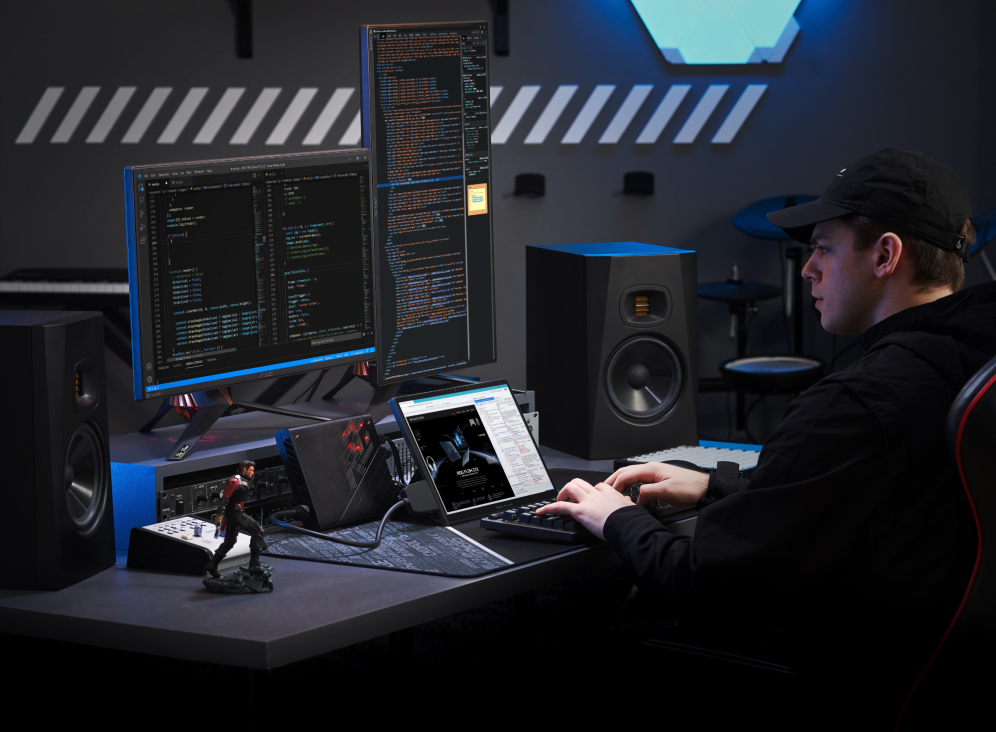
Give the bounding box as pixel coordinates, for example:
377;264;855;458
535;479;635;540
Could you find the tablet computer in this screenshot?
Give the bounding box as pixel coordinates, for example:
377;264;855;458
390;380;557;525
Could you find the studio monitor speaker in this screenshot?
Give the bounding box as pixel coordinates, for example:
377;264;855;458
1;310;116;589
526;243;698;460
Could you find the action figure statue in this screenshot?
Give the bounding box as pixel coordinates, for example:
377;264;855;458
202;459;273;594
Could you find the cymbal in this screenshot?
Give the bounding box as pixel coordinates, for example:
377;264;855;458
733;195;819;239
697;281;782;303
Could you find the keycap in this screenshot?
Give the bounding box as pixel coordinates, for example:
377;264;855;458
489;513;502;519
529;516;543;525
502;510;517;521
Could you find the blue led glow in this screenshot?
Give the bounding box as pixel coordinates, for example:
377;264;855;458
630;0;802;65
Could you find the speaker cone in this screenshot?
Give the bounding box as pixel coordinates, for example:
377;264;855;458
65;422;108;537
605;336;683;422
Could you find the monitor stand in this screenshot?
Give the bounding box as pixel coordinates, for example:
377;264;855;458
319;361;487;412
139;387;336;462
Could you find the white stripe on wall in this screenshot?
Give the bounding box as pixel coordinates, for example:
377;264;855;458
15;87;64;144
86;87;136;144
598;84;653;144
50;86;100;143
524;85;577;145
121;87;172;144
266;88;318;145
490;86;503;107
711;84;766;144
636;85;691;144
561;85;615;144
338;110;362;146
229;88;281;145
194;88;245;144
157;87;209;144
673;85;728;144
491;85;540;144
302;88;354;145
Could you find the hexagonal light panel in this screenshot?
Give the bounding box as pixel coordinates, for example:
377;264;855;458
631;0;802;65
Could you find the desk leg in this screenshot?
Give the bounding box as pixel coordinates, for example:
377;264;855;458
245;667;271;694
514;590;536;637
388;627;415;659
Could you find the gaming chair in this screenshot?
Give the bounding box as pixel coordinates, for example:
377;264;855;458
896;354;996;729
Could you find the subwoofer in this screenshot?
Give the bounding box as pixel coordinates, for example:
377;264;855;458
526;243;698;459
0;310;116;589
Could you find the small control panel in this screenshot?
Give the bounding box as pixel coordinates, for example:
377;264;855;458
127;516;252;575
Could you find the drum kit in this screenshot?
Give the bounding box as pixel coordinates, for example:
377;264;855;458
699;195;826;434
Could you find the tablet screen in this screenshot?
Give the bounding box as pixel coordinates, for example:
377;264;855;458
396;383;554;516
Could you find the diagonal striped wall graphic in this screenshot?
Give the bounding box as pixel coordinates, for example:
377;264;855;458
14;83;768;148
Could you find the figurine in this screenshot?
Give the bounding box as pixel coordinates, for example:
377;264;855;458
202;459;273;594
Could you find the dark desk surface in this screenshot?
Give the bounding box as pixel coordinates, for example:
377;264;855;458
0;447;673;670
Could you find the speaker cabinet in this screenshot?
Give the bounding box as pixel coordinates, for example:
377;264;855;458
526;243;698;460
1;310;115;589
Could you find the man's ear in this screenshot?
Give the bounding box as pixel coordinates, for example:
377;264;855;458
872;232;903;279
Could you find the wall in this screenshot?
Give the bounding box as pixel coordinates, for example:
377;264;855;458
2;0;993;438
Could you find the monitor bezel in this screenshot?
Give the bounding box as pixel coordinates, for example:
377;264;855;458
390;378;557;525
124;148;374;401
361;21;498;386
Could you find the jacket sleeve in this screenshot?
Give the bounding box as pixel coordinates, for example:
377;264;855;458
696;461;750;509
603;381;888;612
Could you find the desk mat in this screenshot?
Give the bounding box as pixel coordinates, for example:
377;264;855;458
262;469;609;578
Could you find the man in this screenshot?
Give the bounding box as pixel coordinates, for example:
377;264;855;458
538;148;996;717
205;459;267;578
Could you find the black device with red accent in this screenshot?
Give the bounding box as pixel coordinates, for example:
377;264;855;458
274;415;397;531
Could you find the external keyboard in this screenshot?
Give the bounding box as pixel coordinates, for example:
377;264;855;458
480;486;697;543
481;498;590;543
614;445;760;472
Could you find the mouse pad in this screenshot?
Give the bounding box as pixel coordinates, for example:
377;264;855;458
263;468;612;577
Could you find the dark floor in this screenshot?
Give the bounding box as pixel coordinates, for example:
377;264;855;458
3;564;810;725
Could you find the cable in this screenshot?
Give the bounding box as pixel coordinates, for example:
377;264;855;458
268;499;408;550
742;394;765;444
778;240;793;350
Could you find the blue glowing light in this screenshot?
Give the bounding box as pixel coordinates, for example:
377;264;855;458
630;0;802;65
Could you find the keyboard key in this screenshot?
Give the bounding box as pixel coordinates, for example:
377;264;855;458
529;516;543;525
502;510;517;521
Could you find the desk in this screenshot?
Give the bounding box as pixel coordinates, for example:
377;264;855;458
0;447;648;670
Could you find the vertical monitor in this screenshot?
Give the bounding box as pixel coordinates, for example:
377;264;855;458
124;150;375;400
361;21;496;385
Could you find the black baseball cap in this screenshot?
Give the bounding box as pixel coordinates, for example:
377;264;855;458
767;148;973;261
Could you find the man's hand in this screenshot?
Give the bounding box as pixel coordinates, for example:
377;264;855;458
536;479;636;540
603;462;710;508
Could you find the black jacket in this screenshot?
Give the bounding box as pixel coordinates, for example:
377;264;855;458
604;282;996;704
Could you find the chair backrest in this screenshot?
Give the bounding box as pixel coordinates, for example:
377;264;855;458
896;354;996;729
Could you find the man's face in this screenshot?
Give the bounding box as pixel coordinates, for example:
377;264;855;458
242;466;255;481
801;218;880;335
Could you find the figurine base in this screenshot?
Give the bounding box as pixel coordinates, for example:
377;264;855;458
202;565;274;594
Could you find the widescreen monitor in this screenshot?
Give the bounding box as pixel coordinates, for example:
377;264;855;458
361;21;497;385
124;150;375;401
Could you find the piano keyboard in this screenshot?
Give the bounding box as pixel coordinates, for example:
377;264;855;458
616;445;761;471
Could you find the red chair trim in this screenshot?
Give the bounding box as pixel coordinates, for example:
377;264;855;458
894;371;994;730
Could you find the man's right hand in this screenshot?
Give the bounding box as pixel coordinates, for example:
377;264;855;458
603;462;710;508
